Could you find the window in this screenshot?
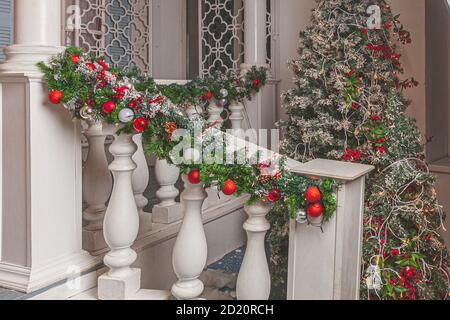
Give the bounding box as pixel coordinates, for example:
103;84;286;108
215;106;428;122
0;0;13;63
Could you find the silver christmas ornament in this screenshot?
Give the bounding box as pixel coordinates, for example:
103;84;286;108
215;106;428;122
296;209;307;224
118;108;135;123
240;76;247;85
220;88;229;98
218;98;228;107
79;105;94;120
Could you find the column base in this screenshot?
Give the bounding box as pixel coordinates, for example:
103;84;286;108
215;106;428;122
98;268;141;300
171;279;204;300
82;229;107;255
138;211;153;238
152;204;182;224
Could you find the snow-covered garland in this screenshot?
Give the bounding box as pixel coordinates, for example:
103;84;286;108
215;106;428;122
38;47;338;226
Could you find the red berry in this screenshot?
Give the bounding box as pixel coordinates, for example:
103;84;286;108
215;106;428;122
132;117;149;133
86;63;96;71
71;54;80;64
187;169;200;185
267;188;281;203
48;90;63;104
102;100;116;114
253;79;260;88
305;186;321;203
222;179;237;196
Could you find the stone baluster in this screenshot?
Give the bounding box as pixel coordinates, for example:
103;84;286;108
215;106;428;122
236;200;272;300
229;101;245;139
98;132;141;300
207;99;224;127
82;120;114;254
132;133;152;235
152;159;182;224
171;176;208;300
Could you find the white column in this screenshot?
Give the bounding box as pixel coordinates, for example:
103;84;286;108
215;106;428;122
132;134;152;236
207;100;224;127
82;121;113;254
171;176;208;300
152;159;182;224
0;0;99;293
236;200;272;300
0;0;62;73
98;133;141;300
287;159;374;300
240;0;269;73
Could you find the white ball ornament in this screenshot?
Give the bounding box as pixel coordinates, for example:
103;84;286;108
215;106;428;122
220;88;229;98
118;108;135;123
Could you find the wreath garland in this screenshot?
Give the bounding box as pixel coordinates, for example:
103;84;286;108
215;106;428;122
38;46;338;224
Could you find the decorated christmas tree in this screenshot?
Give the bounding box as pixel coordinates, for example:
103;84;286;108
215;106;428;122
276;0;449;299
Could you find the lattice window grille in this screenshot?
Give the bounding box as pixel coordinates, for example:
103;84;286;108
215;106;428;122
63;0;152;74
200;0;274;77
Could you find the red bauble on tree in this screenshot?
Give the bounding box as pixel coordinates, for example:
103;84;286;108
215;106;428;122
267;188;281;203
71;54;80;64
253;79;260;88
48;90;63;104
222;179;237;196
203;91;213;100
188;169;200;184
102;100;116;114
305;186;321;203
307;203;323;218
132;117;149;132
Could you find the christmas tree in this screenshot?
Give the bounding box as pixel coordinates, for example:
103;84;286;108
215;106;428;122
276;0;449;299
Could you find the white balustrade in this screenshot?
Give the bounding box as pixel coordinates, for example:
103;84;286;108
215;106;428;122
98;131;141;300
152;159;182;224
171;175;208;300
82;120;114;254
132;133;152;235
236;200;272;300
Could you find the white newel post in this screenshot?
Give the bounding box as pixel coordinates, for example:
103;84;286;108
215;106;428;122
132;133;152;235
0;0;99;293
98;132;141;300
152;159;182;224
236;200;272;300
229;101;245;137
171;176;208;300
288;159;374;300
82;121;114;254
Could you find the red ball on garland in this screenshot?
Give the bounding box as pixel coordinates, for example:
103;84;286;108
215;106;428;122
86;63;96;71
48;90;63;104
253;79;260;88
102;100;116;114
132;117;149;133
71;54;80;65
307;203;323;218
188;169;200;184
204;91;213;100
267;188;281;203
305;186;321;203
222;179;237;196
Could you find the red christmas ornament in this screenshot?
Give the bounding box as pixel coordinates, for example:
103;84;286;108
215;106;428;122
86;63;96;71
253;79;260;88
359;28;368;35
188;169;200;184
267;188;281;203
102;100;116;114
71;54;80;65
48;90;63;104
204;91;213;100
133;117;149;133
222;179;237;196
306;203;323;218
305;186;321;203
